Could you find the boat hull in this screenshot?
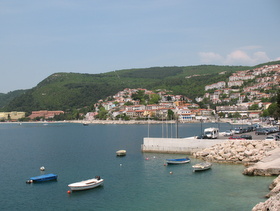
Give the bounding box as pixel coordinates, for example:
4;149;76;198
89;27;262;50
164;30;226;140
166;157;190;165
68;178;104;191
27;173;58;183
116;150;126;156
192;162;212;171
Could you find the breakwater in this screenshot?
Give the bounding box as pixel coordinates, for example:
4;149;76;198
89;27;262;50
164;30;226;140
193;140;279;165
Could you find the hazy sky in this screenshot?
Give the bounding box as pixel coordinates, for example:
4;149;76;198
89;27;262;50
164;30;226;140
1;0;279;93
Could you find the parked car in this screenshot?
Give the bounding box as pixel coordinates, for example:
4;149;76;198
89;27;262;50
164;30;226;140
271;134;280;141
242;128;248;133
228;136;245;140
224;130;233;136
246;127;254;132
255;129;269;135
234;128;242;134
264;128;274;134
240;134;252;140
265;136;277;141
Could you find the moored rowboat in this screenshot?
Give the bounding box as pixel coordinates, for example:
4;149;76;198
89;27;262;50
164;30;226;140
26;173;58;183
192;162;212;171
68;176;104;191
116;150;126;156
166;157;191;164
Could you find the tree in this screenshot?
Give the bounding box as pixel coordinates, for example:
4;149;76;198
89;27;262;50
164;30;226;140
232;112;241;118
218;112;225;118
167;109;174;120
96;106;108;120
166;96;172;101
248;104;259;110
276;89;280;120
267;103;277;116
149;94;160;104
124;101;133;106
261;110;269;117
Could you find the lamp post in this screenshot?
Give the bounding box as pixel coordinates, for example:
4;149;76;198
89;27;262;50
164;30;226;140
200;118;203;136
175;113;179;138
147;116;150;138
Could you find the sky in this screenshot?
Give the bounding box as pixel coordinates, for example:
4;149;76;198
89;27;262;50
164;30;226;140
0;0;280;93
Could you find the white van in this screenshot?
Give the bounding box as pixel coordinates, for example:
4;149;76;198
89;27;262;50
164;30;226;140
204;128;219;139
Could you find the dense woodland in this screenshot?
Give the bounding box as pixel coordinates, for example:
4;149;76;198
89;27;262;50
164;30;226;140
0;61;279;118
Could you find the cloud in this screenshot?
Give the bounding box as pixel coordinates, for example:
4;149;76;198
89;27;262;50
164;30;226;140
199;50;271;66
198;52;223;63
225;50;252;64
226;50;270;65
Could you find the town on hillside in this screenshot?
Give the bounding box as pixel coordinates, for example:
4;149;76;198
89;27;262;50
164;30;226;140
0;64;279;123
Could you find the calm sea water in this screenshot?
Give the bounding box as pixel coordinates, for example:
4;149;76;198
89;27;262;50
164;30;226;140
0;122;274;211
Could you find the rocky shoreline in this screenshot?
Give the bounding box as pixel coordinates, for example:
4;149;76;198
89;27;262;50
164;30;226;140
193;140;280;211
252;175;280;211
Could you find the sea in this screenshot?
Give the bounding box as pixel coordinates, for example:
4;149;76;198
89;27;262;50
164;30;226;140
0;122;274;211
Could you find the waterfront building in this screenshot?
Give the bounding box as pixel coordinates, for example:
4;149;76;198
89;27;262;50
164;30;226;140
28;110;64;120
0;111;26;121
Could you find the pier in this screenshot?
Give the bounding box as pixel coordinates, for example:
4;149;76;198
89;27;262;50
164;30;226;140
141;130;270;154
141;137;228;154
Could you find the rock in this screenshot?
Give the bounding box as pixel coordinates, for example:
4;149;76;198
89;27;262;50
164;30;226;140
247;144;255;150
252;192;280;211
269;176;280;190
236;147;245;152
244;150;253;157
193;140;279;164
200;151;210;157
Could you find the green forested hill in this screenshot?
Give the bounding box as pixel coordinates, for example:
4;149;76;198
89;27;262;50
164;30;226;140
1;62;278;113
0;90;26;108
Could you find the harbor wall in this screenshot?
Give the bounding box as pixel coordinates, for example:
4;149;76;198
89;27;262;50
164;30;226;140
141;137;228;154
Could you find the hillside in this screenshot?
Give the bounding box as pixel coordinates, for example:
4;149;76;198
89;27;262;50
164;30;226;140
0;90;27;108
1;62;279;113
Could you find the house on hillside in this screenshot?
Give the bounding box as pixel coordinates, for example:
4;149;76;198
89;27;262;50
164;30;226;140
84;112;98;121
228;80;243;87
205;81;226;91
176;106;195;121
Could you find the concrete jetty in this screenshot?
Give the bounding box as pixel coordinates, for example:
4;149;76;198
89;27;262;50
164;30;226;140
141;137;228;154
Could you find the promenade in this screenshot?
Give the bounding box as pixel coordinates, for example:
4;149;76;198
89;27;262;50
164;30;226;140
141;130;270;154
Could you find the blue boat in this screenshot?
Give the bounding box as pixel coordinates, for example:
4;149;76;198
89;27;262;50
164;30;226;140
26;173;58;183
166;157;191;165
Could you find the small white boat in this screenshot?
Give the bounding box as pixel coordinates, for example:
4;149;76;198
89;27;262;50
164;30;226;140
192;162;212;171
68;176;104;191
40;166;45;171
116;150;126;156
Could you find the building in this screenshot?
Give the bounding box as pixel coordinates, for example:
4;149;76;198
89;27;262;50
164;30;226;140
28;110;64;120
205;81;226;91
0;112;26;121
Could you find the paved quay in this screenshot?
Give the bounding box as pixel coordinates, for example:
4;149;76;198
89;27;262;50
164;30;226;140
141;131;270;154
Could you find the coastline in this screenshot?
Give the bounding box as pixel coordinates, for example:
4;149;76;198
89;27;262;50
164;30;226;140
0;118;263;125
